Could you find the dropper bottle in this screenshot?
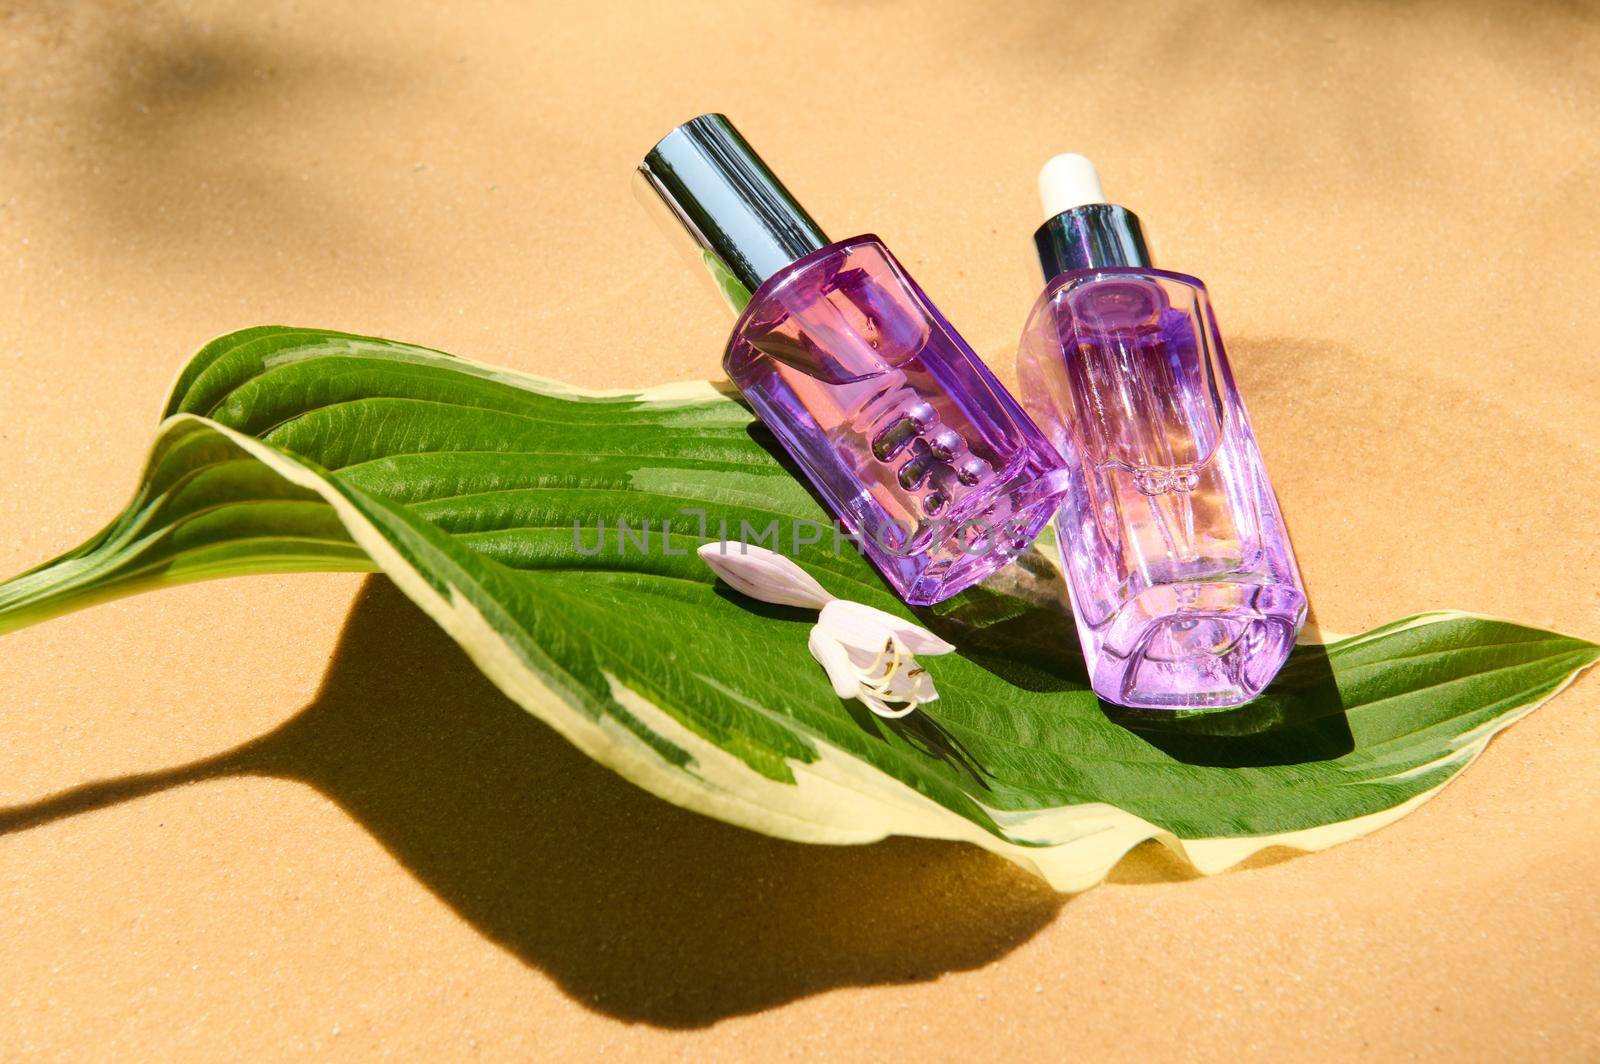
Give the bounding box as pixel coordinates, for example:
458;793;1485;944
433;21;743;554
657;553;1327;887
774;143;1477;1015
1016;154;1307;708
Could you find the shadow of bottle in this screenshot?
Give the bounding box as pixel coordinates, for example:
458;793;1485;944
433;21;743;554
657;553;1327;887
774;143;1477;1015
0;577;1063;1028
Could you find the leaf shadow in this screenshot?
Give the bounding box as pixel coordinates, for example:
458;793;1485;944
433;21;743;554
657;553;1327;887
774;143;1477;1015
0;577;1064;1029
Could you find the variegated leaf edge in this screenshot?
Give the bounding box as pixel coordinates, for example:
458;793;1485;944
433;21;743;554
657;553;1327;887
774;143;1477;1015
93;346;1588;892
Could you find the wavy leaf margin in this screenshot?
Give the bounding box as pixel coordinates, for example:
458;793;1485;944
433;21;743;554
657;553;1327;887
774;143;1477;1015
1;328;1593;891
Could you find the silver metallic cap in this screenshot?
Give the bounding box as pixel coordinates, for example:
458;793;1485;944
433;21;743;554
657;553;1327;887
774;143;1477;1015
636;114;830;313
1033;203;1153;280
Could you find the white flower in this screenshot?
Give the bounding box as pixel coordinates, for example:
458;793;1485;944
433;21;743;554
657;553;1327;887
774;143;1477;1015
696;542;954;718
807;600;953;718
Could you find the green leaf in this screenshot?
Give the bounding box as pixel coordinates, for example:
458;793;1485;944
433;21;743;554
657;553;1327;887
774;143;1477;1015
3;326;1594;890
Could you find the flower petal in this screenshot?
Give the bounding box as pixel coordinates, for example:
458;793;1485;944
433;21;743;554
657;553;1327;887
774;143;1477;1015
903;666;939;705
697;542;834;610
817;600;955;656
808;626;863;699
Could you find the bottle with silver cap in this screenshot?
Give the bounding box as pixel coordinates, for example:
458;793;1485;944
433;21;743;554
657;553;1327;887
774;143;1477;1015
1016;154;1306;709
638;114;1070;606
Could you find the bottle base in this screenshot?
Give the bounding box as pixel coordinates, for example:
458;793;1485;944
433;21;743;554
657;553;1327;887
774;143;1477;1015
1087;582;1306;709
897;468;1073;606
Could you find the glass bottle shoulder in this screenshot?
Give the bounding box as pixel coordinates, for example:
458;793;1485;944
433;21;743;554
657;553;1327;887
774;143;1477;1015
1037;263;1209;299
1025;265;1211;332
727;233;891;337
723;234;941;384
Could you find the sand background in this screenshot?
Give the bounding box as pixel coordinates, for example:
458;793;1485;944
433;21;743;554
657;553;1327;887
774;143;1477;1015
1;0;1597;1058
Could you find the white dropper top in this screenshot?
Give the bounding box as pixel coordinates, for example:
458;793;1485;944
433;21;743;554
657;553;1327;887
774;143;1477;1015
1038;153;1105;217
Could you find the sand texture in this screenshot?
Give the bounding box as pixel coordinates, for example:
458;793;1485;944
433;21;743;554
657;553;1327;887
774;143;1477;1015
2;0;1597;1058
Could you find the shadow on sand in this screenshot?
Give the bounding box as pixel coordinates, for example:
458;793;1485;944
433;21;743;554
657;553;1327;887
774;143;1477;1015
1;442;1353;1026
0;578;1067;1028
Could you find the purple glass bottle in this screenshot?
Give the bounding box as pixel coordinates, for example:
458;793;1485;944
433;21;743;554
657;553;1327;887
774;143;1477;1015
1016;155;1306;708
638;115;1068;605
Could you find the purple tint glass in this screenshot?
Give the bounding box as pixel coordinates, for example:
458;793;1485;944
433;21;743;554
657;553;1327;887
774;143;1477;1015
727;235;1070;605
1018;266;1306;708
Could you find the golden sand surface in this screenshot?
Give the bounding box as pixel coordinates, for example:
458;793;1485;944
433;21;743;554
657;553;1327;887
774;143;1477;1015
2;1;1597;1057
